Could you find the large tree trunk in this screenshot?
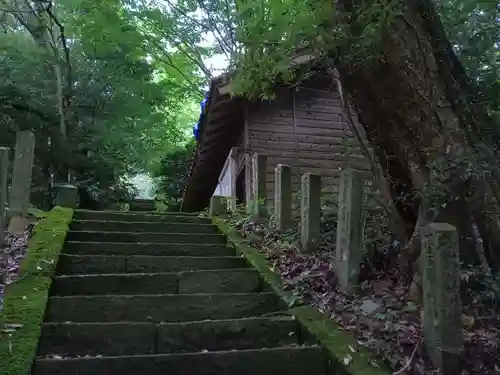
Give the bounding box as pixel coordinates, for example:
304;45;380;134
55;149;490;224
333;0;500;272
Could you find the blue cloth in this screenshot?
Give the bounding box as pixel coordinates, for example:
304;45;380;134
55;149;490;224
192;94;209;142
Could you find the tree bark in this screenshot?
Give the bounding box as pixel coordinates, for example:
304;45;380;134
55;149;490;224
333;0;500;271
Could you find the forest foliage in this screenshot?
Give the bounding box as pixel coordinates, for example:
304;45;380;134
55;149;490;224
0;0;498;236
0;0;210;207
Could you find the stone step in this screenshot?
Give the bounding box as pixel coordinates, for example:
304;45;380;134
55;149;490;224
129;200;156;211
63;242;234;256
51;269;260;295
70;220;218;234
178;269;260;294
44;293;285;323
37;317;298;357
66;231;226;244
34;346;326;375
56;255;247;275
74;210;211;224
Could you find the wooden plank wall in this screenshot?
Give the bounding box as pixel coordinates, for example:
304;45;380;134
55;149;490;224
245;85;370;204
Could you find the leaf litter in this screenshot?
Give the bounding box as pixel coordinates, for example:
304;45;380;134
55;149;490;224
228;214;500;375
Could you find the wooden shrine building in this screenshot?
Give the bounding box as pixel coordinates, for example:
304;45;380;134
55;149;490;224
181;69;369;212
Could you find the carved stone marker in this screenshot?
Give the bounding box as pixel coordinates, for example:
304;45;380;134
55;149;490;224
55;184;78;208
274;164;292;230
422;222;463;375
300;172;321;252
9;131;35;217
209;195;227;216
251;153;267;217
335;168;366;292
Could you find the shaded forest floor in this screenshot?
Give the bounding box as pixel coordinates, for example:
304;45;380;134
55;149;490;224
0;227;33;311
225;212;500;375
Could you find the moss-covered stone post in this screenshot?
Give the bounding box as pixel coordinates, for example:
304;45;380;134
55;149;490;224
300;172;321;252
54;184;78;208
251;153;267;218
422;222;463;375
209;195;227;216
335;168;366;292
274;164;292;230
9;131;35;217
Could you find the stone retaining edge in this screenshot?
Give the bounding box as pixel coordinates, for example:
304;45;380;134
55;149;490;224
213;216;390;375
0;207;74;375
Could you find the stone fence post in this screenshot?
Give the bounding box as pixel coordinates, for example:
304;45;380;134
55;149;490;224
274;164;292;230
228;147;238;212
245;153;253;214
9;131;35;218
422;222;463;375
335;168;366;292
209;195;227;216
54;184;78;208
0;147;8;287
251;153;267;218
300;172;321;252
0;147;9;236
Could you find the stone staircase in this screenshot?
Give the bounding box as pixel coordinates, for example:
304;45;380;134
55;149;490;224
33;210;328;375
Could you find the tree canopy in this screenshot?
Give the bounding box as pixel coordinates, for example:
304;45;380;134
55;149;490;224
0;0;215;206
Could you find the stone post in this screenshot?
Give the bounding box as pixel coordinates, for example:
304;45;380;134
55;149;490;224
335;168;366;292
9;131;35;217
300;172;321;252
0;147;6;288
228;147;238;212
251;153;267;217
422;222;463;375
209;195;227;216
0;147;9;238
274;164;292;230
245;153;253;214
54;184;78;208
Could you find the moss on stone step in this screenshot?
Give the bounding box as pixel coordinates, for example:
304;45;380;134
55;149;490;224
33;346;326;375
0;207;74;375
66;231;226;244
44;293;286;323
